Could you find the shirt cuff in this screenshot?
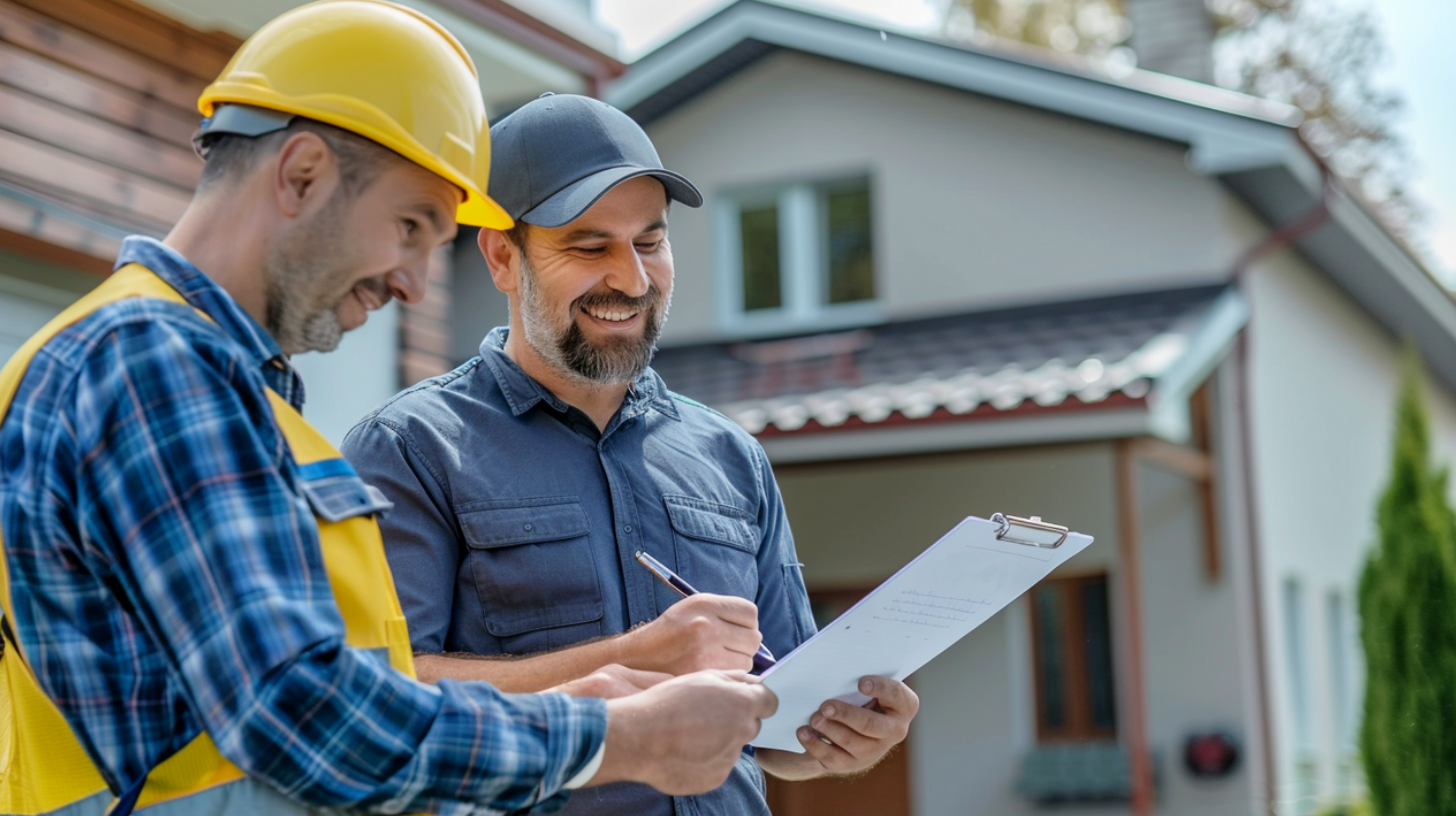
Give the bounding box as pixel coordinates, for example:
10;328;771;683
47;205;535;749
562;742;606;790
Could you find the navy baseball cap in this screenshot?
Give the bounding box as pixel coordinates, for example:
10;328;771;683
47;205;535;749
488;93;702;228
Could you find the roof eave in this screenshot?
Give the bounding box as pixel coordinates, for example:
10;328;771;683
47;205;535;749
758;400;1155;464
1212;153;1456;396
607;0;1299;137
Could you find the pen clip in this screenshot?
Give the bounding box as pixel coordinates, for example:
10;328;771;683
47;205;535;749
991;513;1069;549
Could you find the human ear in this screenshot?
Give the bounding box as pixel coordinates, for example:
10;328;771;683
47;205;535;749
273;131;333;218
479;228;521;295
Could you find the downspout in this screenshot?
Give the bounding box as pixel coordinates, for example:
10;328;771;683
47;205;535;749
1227;168;1334;816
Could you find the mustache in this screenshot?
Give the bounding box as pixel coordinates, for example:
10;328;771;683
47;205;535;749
572;285;661;315
352;277;392;308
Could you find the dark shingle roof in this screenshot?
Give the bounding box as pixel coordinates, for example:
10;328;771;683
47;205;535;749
651;285;1230;434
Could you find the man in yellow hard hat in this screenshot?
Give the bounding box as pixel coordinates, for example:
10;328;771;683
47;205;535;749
0;2;774;815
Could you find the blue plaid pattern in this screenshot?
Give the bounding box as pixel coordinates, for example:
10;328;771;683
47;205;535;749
0;237;605;814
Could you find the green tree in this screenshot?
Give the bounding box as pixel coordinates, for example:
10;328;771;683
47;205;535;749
1358;349;1456;815
943;0;1131;60
1210;0;1420;239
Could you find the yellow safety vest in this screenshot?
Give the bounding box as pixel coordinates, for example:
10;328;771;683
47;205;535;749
0;264;417;814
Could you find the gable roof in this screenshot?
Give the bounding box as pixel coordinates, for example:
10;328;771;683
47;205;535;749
606;0;1456;397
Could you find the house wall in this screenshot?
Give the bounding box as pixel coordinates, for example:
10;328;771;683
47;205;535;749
773;440;1259;815
643;50;1262;344
0;251;99;362
1246;247;1456;812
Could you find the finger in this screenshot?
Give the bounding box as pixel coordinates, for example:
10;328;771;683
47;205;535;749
689;594;760;629
858;676;920;717
796;725;855;770
808;711;876;759
817;699;899;742
750;683;779;718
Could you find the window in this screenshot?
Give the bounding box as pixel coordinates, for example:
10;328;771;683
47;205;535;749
1030;574;1117;741
1283;578;1311;752
718;176;878;332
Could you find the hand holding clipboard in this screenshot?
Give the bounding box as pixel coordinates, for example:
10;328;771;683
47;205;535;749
752;513;1093;752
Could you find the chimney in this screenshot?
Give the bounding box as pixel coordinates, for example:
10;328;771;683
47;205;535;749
1124;0;1217;84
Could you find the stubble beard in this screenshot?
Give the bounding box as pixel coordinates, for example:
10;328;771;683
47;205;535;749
516;253;669;387
262;192;356;356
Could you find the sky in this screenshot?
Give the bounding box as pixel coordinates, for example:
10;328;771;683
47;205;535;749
594;0;1456;280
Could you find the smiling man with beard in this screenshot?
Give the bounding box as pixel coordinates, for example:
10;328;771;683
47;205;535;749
343;93;919;816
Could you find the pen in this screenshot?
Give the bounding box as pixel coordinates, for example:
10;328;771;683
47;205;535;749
634;549;777;672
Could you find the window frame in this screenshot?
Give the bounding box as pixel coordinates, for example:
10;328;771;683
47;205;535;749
714;173;882;337
1028;572;1118;743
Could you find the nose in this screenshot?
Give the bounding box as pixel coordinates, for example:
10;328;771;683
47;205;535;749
605;244;651;299
386;249;433;305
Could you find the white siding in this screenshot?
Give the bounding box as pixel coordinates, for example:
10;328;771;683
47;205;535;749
645;50;1264;343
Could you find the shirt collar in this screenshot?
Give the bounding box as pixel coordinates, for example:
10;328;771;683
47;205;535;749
115;236;305;407
479;327;679;421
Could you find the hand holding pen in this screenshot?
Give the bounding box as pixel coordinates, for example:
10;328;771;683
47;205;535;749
635;550;778;673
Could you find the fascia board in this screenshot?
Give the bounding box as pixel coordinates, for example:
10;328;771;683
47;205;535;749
609;0;1298;155
1147;287;1249;444
1219;163;1456;395
758;408;1151;464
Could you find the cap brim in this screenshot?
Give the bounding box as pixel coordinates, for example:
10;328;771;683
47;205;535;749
520;166;703;228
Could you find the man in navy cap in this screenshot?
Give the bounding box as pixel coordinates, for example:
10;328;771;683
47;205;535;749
343;93;918;816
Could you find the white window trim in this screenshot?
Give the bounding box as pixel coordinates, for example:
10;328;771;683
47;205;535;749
714;176;882;338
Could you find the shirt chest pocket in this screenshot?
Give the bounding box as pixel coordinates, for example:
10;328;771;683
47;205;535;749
664;495;761;602
458;498;604;652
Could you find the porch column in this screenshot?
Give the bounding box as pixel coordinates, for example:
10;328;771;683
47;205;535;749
1115;440;1156;815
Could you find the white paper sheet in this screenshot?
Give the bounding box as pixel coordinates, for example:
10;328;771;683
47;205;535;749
752;515;1093;752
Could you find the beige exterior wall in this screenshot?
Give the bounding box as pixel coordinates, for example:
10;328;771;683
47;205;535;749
646;50;1266;344
1246;249;1456;812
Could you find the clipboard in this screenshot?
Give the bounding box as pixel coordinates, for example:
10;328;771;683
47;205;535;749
752;513;1093;752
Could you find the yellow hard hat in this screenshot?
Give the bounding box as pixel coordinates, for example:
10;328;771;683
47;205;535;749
197;0;511;228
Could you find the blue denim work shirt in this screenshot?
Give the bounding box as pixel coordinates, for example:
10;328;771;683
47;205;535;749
342;328;818;816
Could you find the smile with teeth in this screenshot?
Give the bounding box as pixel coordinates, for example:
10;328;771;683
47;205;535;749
583;305;639;323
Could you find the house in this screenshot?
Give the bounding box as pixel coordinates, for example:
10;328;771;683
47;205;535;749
7;1;1451;814
0;0;622;443
560;1;1448;813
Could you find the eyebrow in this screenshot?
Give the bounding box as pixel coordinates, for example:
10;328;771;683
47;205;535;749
560;219;668;243
405;201;450;239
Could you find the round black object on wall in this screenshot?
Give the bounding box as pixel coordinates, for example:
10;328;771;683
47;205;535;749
1184;731;1240;778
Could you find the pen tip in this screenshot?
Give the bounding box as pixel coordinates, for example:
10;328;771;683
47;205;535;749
633;550;643;559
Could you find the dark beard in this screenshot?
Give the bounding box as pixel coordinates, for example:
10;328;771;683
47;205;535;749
555;287;663;384
517;249;669;386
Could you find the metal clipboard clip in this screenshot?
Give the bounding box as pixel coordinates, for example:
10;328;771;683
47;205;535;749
991;513;1069;549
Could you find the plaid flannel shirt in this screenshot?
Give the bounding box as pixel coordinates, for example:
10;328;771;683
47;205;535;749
0;237;605;814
